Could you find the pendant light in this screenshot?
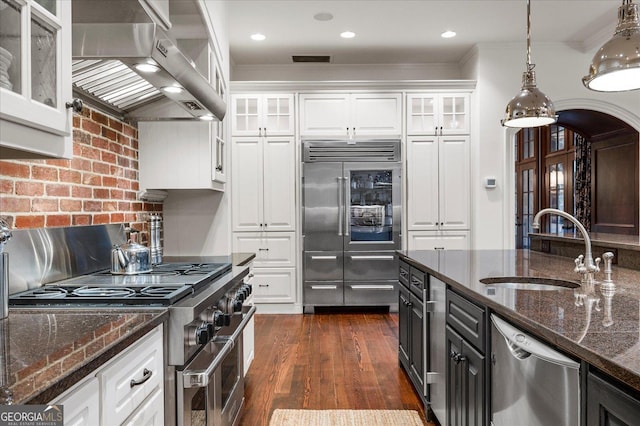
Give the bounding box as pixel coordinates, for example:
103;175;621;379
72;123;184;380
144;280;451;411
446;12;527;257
583;0;640;92
502;0;557;128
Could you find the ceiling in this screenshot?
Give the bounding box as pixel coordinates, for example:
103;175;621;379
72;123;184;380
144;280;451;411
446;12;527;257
226;0;619;66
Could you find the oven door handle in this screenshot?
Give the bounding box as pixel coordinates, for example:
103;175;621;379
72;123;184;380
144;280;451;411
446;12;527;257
218;304;256;343
182;305;256;389
182;339;233;388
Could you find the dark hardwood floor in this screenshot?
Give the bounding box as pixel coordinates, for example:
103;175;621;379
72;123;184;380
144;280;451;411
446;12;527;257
239;308;432;425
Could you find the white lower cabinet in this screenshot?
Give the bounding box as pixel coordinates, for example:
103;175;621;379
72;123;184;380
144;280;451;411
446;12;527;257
407;230;470;250
252;267;296;303
54;377;100;426
233;232;295;268
51;325;164;426
233;232;297;305
99;326;164;426
121;388;164;426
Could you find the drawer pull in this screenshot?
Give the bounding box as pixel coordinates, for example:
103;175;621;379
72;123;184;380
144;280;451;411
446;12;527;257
310;285;338;290
130;368;152;388
400;270;409;278
411;277;422;285
258;284;270;287
349;285;395;291
311;256;337;260
350;255;394;260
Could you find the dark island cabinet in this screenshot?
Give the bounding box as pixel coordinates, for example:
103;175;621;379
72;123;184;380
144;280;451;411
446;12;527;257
398;260;426;402
446;289;487;426
587;371;640;426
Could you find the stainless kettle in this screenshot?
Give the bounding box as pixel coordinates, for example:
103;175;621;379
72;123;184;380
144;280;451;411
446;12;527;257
111;241;152;275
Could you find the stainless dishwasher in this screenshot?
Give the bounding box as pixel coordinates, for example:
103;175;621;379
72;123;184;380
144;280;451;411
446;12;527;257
490;314;580;426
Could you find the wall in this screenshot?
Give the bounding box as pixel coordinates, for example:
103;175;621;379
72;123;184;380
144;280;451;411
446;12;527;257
0;106;162;241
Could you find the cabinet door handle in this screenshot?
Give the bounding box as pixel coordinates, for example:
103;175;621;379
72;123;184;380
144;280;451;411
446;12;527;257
130;368;152;388
434;247;445;250
449;351;466;364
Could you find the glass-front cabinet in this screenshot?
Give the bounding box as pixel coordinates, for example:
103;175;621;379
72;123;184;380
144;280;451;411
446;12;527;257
0;0;72;158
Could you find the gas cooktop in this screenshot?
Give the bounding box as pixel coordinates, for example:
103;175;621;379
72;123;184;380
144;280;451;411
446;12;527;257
9;262;232;307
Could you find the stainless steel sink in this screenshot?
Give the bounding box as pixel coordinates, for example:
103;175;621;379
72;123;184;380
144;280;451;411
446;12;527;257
480;277;580;291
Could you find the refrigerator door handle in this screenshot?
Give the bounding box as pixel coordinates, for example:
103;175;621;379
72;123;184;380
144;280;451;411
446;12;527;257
343;175;350;237
337;177;343;236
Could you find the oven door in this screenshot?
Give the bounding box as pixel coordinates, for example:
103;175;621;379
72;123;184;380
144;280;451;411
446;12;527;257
177;305;256;426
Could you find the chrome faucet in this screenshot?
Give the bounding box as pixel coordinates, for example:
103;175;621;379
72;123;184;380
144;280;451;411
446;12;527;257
532;208;600;284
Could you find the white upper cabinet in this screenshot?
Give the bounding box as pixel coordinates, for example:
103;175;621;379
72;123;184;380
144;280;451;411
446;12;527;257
299;93;402;138
139;121;225;191
0;0;73;158
231;94;295;136
407;135;470;231
407;93;469;135
231;135;296;232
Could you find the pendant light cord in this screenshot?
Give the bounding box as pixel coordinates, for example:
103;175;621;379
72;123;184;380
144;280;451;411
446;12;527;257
526;0;535;72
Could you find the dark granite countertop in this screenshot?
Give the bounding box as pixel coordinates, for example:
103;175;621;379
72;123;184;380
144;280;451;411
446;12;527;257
0;309;168;405
397;249;640;393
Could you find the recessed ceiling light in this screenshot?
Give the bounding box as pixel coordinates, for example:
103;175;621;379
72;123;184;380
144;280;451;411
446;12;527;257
340;31;356;39
134;63;160;73
314;12;333;21
161;86;183;94
251;33;266;41
441;30;457;39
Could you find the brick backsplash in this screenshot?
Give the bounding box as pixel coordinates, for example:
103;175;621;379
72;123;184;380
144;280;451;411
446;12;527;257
0;106;162;242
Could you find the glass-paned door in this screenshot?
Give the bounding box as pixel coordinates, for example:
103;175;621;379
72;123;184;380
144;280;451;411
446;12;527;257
547;162;566;233
345;162;401;251
349;169;393;242
515;128;537;249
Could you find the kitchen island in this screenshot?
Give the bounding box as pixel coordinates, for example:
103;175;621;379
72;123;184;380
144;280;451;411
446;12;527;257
398;249;640;391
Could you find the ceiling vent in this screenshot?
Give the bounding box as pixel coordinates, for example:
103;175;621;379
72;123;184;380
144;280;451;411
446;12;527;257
292;55;332;63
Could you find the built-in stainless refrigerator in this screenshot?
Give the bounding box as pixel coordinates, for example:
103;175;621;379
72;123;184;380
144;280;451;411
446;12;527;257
302;140;402;312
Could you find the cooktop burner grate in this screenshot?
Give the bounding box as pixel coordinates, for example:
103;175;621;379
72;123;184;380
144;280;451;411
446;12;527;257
8;262;232;307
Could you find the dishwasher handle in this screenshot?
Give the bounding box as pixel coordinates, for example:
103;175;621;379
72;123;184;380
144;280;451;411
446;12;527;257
491;315;580;369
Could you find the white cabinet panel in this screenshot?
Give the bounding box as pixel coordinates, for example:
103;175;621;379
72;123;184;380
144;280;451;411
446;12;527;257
139;121;225;190
54;377;100;426
232;136;295;232
121;388;164;426
407;136;439;230
263;136;296;230
233;232;295;267
350;93;402;136
407;231;470;250
252;267;296;303
299;94;350;136
99;326;163;426
299;93;401;137
406;135;470;231
232;137;264;230
439;136;470;230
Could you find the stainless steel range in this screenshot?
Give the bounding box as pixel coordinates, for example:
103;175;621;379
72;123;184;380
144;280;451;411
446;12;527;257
4;224;255;426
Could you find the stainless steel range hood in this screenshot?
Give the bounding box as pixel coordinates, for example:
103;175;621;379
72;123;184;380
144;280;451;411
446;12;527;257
72;0;226;121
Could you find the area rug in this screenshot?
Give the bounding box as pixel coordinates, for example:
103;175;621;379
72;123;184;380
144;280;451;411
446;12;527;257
268;409;424;426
